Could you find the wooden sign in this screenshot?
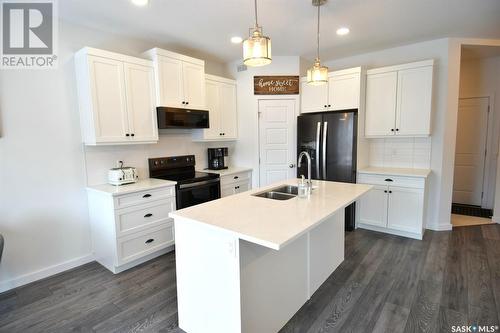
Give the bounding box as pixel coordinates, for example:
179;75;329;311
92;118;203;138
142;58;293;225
254;76;300;95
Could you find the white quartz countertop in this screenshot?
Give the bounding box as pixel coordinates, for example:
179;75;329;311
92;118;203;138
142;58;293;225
197;166;252;177
358;166;431;178
87;178;177;196
169;179;372;250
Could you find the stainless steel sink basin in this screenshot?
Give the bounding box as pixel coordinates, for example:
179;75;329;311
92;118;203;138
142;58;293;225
272;185;298;195
252;185;299;200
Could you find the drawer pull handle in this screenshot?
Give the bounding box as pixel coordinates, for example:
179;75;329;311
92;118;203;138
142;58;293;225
145;238;155;244
234;176;239;179
384;178;393;182
143;194;152;198
144;213;153;218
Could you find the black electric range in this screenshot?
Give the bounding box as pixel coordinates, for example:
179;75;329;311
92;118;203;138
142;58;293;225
148;155;220;210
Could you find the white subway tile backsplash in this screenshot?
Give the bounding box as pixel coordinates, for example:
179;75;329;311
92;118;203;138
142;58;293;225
368;137;432;169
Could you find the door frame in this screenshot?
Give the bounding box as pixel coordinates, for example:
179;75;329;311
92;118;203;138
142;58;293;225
257;98;298;187
454;96;494;208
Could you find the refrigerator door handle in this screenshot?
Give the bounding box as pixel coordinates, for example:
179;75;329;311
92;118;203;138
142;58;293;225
322;121;328;179
316;122;321;178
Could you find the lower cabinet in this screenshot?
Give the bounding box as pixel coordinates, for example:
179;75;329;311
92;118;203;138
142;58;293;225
220;170;252;198
357;173;427;239
87;184;176;273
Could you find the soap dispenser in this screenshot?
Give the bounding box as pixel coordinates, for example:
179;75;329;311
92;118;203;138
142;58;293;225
298;175;309;198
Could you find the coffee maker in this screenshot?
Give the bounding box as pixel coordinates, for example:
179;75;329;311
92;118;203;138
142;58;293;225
207;147;228;170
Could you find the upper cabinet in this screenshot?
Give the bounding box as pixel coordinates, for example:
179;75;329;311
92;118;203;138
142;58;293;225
301;67;362;113
75;47;158;145
193;75;238;141
365;60;434;137
143;48;206;110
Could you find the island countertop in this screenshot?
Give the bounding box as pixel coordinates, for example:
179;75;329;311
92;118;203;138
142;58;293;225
169;179;372;250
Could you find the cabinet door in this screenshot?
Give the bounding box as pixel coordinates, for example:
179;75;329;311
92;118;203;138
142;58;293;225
182;62;206;110
221;184;235;198
328;73;360;110
220;82;238;139
157;56;184;107
365;71;397;136
300;80;328;113
395;66;433;136
358;185;388;227
88;56;129;143
387;186;424;234
203;80;222;139
123;63;158;143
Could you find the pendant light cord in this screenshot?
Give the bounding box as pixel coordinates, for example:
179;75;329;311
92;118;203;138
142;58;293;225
254;0;259;27
316;4;320;60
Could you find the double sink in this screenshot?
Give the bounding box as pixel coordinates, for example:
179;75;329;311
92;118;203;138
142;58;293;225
253;185;299;201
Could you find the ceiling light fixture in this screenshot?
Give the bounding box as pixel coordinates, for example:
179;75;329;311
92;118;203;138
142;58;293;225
231;36;243;44
336;27;350;36
307;0;328;85
242;0;272;66
131;0;148;6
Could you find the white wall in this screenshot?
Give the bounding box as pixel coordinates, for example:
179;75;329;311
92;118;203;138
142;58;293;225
0;21;230;292
323;38;452;230
458;56;500;209
226;57;301;188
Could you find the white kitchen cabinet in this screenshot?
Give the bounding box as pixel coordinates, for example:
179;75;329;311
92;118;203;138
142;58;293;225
357;171;428;239
365;60;434;137
143;48;206;110
300;67;362;114
86;180;176;273
358;185;388;228
75;47;158;145
219;170;252;197
194;74;238;141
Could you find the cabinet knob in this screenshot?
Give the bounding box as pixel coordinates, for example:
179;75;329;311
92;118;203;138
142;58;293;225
395;128;399;132
328;104;331;107
391;129;395;132
131;133;135;137
186;101;189;105
234;176;239;179
182;101;186;104
384;190;388;193
389;190;392;194
125;133;130;137
324;105;327;108
145;238;155;244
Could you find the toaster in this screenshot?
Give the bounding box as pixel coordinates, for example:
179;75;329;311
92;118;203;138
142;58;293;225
108;163;138;186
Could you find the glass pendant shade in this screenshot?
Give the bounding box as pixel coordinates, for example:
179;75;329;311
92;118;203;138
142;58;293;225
307;59;328;85
243;27;272;67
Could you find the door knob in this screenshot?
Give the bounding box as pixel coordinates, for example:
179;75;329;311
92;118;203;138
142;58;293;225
289;164;295;168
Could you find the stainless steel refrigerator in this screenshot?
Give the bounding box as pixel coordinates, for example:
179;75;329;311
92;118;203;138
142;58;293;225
297;109;358;231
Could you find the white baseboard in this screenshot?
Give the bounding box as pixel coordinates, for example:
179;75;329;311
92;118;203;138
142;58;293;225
425;223;453;231
0;254;94;293
492;216;500;224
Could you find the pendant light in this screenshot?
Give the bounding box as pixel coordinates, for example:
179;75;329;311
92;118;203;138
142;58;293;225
307;0;328;85
243;0;272;66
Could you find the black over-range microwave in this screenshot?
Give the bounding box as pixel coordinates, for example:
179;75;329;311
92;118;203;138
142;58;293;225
157;107;209;129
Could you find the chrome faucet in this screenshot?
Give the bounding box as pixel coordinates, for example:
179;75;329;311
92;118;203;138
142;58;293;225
298;151;312;192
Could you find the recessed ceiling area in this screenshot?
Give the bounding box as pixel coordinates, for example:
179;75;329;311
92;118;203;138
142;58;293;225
461;45;500;60
60;0;500;64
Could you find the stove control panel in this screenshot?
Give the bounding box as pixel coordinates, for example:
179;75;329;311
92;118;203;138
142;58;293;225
148;155;196;171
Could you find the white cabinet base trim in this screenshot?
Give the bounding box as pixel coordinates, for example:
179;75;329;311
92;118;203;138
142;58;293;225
357;223;423;240
106;245;174;274
424;223;453;231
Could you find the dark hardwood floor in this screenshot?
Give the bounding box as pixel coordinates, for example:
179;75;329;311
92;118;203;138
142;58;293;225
1;225;499;333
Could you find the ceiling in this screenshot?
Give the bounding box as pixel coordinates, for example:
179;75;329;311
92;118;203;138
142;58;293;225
59;0;500;64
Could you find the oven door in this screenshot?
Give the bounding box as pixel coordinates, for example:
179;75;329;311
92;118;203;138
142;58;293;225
176;178;221;210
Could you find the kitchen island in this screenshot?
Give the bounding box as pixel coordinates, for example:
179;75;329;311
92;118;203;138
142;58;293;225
169;179;372;333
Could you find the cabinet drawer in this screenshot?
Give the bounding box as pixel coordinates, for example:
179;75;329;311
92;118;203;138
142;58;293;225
221;171;251;187
117;224;174;265
115;198;175;237
358;173;424;189
221;180;251;197
114;186;175;208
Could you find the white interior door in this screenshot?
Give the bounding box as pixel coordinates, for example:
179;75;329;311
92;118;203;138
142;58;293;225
258;99;297;186
452;97;489;206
